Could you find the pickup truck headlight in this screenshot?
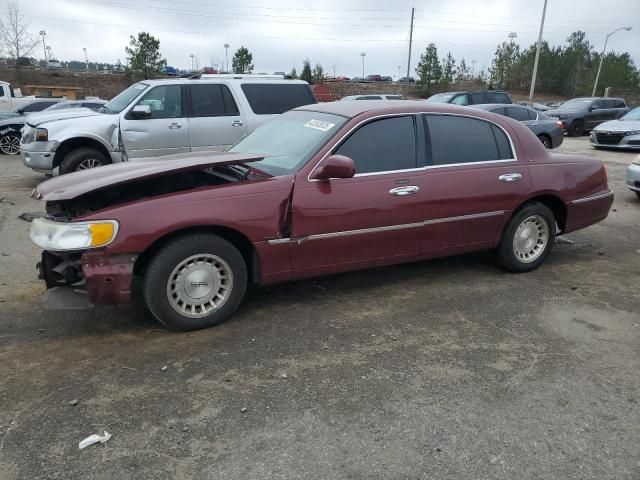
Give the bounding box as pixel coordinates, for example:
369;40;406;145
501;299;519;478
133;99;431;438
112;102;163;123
35;128;48;141
29;218;118;251
624;130;640;137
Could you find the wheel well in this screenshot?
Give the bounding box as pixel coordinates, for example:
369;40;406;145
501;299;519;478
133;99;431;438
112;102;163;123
537;133;551;141
517;195;567;232
53;138;112;169
133;226;261;283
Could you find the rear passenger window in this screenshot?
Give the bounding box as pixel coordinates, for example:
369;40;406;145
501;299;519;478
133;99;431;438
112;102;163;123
486;92;510;103
335;116;417;174
614;100;626;108
424;115;513;166
241;84;316;114
603;99;617;108
505;106;530;121
189;84;239;116
591;100;604;110
451;95;468;105
470;93;485;104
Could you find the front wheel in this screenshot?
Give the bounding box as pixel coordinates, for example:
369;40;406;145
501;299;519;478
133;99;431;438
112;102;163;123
142;234;248;331
491;202;556;272
59;147;108;174
0;133;21;155
567;120;584;137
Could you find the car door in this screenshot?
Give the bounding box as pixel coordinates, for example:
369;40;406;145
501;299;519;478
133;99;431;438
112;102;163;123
290;115;426;276
120;84;190;158
419;113;530;256
586;99;606;129
505;105;541;135
186;83;247;151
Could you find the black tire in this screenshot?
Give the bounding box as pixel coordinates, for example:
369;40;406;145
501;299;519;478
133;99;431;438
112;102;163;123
491;202;556;273
0;132;21;155
59;147;108;174
537;134;552;149
142;234;248;331
636;192;640;199
567;120;584;137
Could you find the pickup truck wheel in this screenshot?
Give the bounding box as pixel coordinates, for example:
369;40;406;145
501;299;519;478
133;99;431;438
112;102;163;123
0;133;21;155
59;147;108;174
491;202;556;272
142;234;248;331
537;134;552;149
567;120;584;137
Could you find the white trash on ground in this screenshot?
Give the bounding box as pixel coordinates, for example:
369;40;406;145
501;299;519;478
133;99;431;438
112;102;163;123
78;431;112;449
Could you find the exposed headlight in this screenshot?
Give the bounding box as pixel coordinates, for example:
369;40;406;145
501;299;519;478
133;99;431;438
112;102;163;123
29;218;118;251
624;130;640;137
35;128;48;141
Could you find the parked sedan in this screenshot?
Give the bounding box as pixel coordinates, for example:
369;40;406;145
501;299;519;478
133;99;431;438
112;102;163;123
590;107;640;150
471;104;564;149
29;101;613;331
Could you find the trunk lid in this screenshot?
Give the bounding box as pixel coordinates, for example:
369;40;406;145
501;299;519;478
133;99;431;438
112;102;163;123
34;151;265;201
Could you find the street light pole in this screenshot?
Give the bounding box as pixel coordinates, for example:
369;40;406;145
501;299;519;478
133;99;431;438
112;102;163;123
39;30;47;62
592;26;632;96
190;54;195;71
224;43;229;72
528;0;548;104
471;60;477;77
360;52;366;78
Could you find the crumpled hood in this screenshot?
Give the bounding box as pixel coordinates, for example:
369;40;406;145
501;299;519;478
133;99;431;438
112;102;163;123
0;112;21;121
593;119;640;132
33;151;266;201
25;108;102;127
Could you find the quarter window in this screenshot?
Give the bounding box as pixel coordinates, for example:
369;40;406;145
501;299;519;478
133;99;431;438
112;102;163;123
505;106;530;121
335;116;417;174
470;93;486;104
241;83;316;114
424;115;513;166
189;84;239;116
450;95;468;105
135;85;182;119
486;92;510;103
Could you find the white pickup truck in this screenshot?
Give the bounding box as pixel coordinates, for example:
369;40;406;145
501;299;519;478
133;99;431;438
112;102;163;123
0;81;35;112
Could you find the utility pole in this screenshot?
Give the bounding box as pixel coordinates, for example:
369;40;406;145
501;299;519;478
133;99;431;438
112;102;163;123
528;0;547;104
360;52;366;78
471;59;477;77
83;48;89;72
224;43;229;72
406;7;415;80
190;53;195;71
592;26;632;96
39;30;47;62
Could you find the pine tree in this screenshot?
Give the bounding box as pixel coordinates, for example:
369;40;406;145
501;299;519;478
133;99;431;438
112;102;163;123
415;44;442;97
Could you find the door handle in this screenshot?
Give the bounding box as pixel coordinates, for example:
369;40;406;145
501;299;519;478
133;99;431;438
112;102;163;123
499;173;522;182
389;185;419;196
168;122;182;129
231;120;243;127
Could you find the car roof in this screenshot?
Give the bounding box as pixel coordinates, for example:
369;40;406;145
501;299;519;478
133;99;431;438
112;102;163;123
296;100;494;118
140;77;310;86
471;103;525;109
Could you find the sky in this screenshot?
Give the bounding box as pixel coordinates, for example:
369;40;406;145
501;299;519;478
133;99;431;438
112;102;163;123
14;0;640;77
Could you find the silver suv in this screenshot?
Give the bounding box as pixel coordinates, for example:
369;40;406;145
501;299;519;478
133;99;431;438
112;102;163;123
21;76;316;174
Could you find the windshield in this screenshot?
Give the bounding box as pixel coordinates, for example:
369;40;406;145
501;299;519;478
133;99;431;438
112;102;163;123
45;102;74;111
426;93;454;103
103;82;148;113
621;107;640;121
558;98;592;110
229;110;347;176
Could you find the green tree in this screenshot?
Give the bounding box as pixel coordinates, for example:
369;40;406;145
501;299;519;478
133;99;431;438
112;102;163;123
125;31;166;79
300;59;313;83
592;52;639;95
415;43;442;97
312;63;325;84
489;41;520;89
456;58;470;82
563;31;593;96
440;51;456;90
232;46;253;74
289;67;298;79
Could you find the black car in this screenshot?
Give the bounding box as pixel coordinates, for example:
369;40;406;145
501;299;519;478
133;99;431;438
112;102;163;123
0;99;62;155
426;90;513;106
545;97;628;137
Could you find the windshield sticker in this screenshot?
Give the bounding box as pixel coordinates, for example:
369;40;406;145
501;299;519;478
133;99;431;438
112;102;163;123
304;119;335;132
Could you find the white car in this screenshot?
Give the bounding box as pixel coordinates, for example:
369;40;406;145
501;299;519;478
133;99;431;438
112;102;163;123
590;107;640;150
21;75;316;174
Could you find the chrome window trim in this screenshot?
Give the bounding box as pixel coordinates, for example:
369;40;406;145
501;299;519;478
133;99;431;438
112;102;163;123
569;190;613;205
306;111;518;182
267;210;505;245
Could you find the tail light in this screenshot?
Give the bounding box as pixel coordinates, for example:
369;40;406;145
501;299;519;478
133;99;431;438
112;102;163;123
556;121;563;127
600;162;608;185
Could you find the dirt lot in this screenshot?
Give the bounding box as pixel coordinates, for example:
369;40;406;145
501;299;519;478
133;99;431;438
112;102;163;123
0;137;638;479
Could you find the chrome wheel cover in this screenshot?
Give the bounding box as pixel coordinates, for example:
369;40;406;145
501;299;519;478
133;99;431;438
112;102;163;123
167;254;233;318
0;135;20;155
76;158;103;170
513;214;549;263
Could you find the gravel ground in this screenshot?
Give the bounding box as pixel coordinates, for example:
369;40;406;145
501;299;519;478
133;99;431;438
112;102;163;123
0;137;638;479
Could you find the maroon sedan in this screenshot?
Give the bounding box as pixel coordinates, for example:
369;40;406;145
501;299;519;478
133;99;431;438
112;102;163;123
30;101;613;330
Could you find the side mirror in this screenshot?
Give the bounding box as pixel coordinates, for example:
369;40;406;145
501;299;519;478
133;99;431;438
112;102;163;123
130;104;152;118
311;154;356;180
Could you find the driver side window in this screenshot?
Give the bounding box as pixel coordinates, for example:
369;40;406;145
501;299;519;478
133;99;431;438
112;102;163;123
451;95;468;105
135;85;182;119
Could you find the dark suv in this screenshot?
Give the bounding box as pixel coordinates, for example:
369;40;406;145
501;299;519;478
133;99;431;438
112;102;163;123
545;97;628;137
426;90;513;106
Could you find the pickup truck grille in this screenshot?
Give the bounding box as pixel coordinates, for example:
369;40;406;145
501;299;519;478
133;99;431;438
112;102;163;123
595;132;624;145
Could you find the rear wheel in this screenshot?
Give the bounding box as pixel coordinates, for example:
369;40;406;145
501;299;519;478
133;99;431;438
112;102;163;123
567;120;584;137
142;234;248;331
537;134;552;149
0;133;21;155
491;202;556;272
59;147;108;174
